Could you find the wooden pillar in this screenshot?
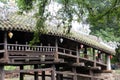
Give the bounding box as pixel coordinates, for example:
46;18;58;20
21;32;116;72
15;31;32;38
55;38;59;61
4;32;8;62
76;45;79;63
42;71;45;80
57;74;63;80
90;70;94;80
20;65;24;80
107;55;111;70
0;66;4;80
51;65;56;80
34;65;39;80
56;67;63;80
93;49;96;67
72;67;77;80
84;47;88;58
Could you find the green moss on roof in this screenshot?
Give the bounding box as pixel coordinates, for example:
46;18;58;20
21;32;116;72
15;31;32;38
0;13;116;54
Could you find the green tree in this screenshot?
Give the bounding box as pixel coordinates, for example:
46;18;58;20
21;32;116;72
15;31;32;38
16;0;120;43
0;0;7;3
89;0;120;42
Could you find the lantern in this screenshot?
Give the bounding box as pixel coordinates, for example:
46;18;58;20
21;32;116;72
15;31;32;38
96;53;98;57
110;55;113;59
80;44;83;48
60;38;63;43
8;32;13;38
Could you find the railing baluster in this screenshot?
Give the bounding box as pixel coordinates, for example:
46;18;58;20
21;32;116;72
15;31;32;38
15;45;17;51
11;46;14;51
43;47;44;52
7;44;57;53
22;46;24;51
18;46;21;51
38;47;39;52
7;45;10;50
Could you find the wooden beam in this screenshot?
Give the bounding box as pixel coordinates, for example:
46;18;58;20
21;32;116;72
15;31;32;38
56;71;103;79
18;72;51;77
0;50;5;53
90;66;101;70
5;68;52;73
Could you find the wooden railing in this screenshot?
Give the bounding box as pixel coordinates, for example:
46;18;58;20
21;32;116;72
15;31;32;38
7;44;56;52
58;47;77;56
0;43;107;66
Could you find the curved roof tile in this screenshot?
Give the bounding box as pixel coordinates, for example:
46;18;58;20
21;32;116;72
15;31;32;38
0;13;116;54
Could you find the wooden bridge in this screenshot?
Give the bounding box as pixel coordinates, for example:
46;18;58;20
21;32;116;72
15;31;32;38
0;10;115;80
0;41;110;80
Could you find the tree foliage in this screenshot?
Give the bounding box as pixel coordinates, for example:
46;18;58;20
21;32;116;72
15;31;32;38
16;0;120;43
89;0;120;42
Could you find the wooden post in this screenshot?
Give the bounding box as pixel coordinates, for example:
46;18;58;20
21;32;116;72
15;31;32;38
56;67;63;80
34;65;39;80
0;66;4;80
57;74;63;80
55;38;59;61
90;70;94;80
84;47;88;58
4;31;9;63
20;65;24;80
93;49;96;67
51;65;56;80
42;71;45;80
76;45;79;63
107;55;111;70
72;67;77;80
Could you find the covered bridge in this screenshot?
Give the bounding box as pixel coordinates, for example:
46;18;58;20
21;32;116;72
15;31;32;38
0;10;116;80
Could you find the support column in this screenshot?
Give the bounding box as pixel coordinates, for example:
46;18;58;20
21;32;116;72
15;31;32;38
93;49;96;67
0;66;4;80
90;70;94;80
42;71;45;80
72;67;77;80
51;65;56;80
34;65;39;80
20;65;24;80
107;55;111;70
57;74;63;80
76;45;79;63
55;38;59;61
4;32;8;62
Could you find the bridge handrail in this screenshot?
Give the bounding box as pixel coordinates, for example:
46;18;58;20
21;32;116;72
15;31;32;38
58;47;77;55
7;44;56;52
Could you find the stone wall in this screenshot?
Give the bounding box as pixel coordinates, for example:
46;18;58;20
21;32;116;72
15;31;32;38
95;70;120;80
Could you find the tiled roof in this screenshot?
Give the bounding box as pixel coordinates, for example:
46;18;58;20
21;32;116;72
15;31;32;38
0;12;116;55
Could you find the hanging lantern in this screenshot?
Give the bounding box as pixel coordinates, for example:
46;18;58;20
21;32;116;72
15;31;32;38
80;44;83;48
60;38;63;43
96;53;98;57
110;55;113;59
8;32;13;39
